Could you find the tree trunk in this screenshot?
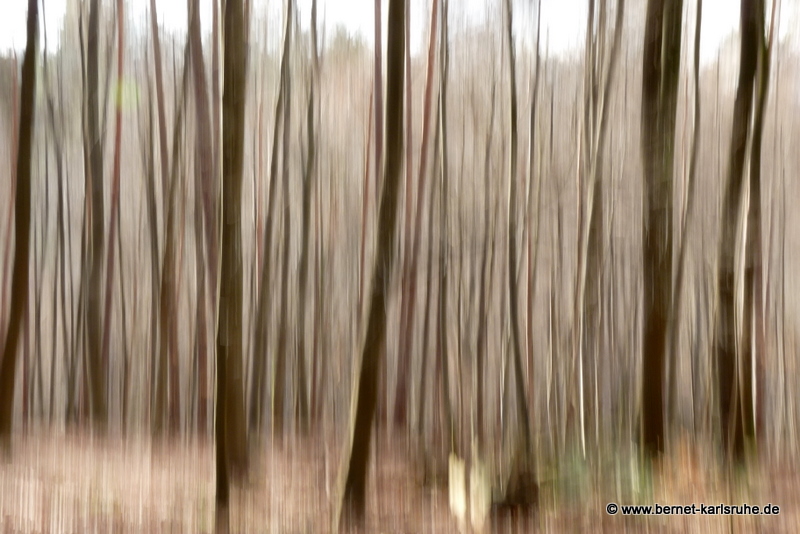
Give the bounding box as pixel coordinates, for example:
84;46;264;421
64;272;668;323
85;0;108;433
640;0;682;455
295;0;319;435
503;0;532;462
188;0;216;439
393;0;413;429
153;43;190;437
395;0;439;429
250;0;293;434
216;0;247;529
714;0;764;461
0;0;37;455
100;0;125;428
338;0;405;524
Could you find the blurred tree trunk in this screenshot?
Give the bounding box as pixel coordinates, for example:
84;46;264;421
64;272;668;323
525;8;542;439
100;0;125;427
503;0;533;463
189;0;215;438
373;0;389;428
417;96;441;468
572;0;624;455
250;0;292;435
147;0;168;428
748;0;774;445
0;59;18;347
669;0;703;428
436;0;454;456
393;0;413;429
338;0;405;524
295;0;319;435
395;0;438;429
217;0;248;529
154;43;190;437
640;0;682;455
44;73;70;426
85;0;108;433
475;82;497;455
715;0;764;461
0;0;38;455
274;2;298;437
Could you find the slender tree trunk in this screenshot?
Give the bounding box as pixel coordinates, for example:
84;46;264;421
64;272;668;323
417;97;441;459
395;0;439;429
0;58;18;347
295;0;320;435
273;40;294;436
188;0;216;439
669;0;703;428
100;0;125;424
250;0;293;434
714;0;760;461
0;0;38;455
475;82;497;454
503;0;532;461
747;0;774;446
153;43;190;437
216;0;247;529
338;0;405;523
394;0;413;430
85;0;108;433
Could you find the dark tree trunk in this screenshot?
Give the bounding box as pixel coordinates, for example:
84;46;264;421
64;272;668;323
85;0;108;433
714;0;764;461
0;0;38;455
640;0;683;455
393;0;413;429
216;0;247;529
339;0;406;524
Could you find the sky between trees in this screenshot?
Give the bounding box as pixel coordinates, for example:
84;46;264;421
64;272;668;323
3;0;796;61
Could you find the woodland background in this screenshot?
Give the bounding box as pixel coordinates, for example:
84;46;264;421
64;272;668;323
1;0;800;532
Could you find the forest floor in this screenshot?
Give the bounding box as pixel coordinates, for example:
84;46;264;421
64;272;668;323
1;430;799;533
